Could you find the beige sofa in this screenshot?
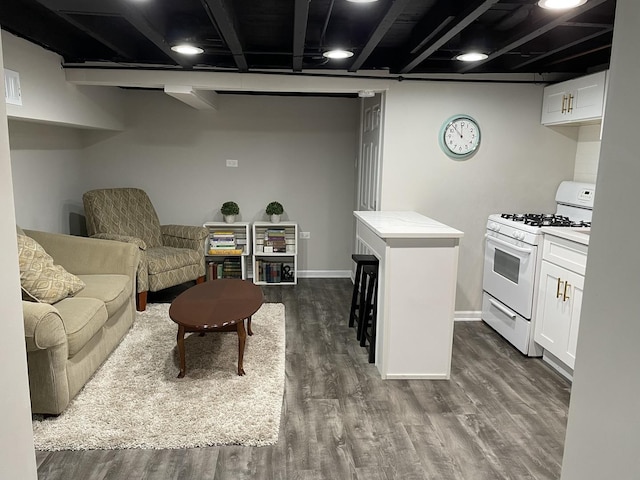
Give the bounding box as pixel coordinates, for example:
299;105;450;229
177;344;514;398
21;229;140;415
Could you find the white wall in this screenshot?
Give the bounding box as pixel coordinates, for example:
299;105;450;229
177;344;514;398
79;91;359;273
561;0;640;478
381;81;577;311
0;33;38;480
1;31;125;130
10;121;85;234
573;124;601;183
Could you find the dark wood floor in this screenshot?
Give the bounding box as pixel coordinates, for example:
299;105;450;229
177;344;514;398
35;278;571;480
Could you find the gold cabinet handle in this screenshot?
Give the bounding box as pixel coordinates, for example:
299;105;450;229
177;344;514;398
563;281;571;301
567;94;574;113
556;277;563;298
561;95;567;114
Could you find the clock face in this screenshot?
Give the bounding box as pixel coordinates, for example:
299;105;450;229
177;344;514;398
439;115;481;159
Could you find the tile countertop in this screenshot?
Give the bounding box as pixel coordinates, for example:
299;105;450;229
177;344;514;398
540;226;590;246
354;211;464;239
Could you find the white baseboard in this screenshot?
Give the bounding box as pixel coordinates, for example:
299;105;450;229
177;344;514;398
297;270;352;278
454;310;482;321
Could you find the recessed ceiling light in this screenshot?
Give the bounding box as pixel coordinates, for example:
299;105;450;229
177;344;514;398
346;0;379;3
323;49;354;59
538;0;587;9
170;44;204;55
456;52;489;62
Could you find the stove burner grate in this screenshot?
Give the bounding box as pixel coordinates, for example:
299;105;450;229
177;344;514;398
500;213;591;228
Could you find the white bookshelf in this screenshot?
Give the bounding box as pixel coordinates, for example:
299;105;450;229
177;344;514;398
252;221;298;285
203;222;251;280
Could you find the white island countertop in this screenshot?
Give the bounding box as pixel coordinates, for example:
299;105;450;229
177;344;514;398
354;211;464;239
540;226;590;246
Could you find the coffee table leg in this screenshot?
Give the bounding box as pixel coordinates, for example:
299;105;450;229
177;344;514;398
177;325;186;378
237;321;247;376
247;316;253;336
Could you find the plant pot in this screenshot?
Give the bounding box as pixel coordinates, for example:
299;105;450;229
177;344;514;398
224;215;236;224
270;214;281;223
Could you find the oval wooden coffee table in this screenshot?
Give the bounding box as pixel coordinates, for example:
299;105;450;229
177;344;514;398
169;279;264;378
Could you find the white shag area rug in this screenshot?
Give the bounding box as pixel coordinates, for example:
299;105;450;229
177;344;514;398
32;302;285;451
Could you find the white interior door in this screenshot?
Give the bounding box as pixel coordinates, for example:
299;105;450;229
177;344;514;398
357;93;383;212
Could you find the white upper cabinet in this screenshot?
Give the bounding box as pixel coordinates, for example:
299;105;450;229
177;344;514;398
541;71;607;125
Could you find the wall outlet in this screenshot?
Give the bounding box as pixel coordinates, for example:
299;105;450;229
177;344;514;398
226;159;238;167
299;231;311;239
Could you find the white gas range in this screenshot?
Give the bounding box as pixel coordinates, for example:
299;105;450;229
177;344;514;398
481;181;595;356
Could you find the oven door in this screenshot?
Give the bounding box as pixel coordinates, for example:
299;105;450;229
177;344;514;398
483;232;537;319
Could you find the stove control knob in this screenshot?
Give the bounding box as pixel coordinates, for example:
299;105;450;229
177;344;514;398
489;222;500;231
512;231;523;240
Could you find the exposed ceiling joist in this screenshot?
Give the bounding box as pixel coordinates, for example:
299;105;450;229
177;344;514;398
34;0;191;67
511;26;613;70
400;0;501;74
201;0;248;72
348;0;412;73
458;0;610;73
292;0;310;72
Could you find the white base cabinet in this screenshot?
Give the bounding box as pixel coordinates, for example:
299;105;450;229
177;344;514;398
534;260;584;369
541;70;607;125
534;233;588;370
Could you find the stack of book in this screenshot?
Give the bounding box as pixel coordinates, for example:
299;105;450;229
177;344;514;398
208;257;242;279
264;228;286;253
254;260;295;283
208;231;243;255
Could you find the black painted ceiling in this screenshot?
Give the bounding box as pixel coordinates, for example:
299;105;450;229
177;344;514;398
0;0;617;79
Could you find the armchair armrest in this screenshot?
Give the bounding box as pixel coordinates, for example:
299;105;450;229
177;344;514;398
161;225;208;252
24;230;140;277
90;233;147;251
22;301;67;352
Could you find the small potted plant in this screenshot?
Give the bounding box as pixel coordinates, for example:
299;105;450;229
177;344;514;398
220;201;239;223
266;201;284;223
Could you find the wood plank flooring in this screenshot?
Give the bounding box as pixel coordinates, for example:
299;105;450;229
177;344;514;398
35;278;571;479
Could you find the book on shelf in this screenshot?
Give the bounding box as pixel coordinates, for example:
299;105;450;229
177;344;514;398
208;248;243;255
207;257;243;280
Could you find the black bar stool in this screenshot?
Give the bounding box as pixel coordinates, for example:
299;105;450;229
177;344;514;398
358;265;378;363
349;254;378;331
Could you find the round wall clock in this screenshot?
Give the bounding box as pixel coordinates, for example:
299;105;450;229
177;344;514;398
438;114;481;160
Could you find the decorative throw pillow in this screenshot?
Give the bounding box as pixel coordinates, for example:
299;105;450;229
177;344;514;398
17;234;85;304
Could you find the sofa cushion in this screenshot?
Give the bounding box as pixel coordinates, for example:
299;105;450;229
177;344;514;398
75;274;132;317
17;234;85;304
54;297;108;357
146;246;201;275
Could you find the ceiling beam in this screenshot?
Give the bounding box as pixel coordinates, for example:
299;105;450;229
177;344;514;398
201;0;248;72
348;0;412;73
292;0;310;72
164;85;219;110
399;0;500;74
458;0;610;73
510;26;613;70
35;0;192;67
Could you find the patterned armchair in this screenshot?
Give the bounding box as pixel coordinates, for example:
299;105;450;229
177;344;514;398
83;188;207;311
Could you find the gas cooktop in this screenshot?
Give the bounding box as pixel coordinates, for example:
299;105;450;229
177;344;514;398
499;213;591;228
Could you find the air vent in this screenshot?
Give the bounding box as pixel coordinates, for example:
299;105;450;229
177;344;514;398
4;69;22;106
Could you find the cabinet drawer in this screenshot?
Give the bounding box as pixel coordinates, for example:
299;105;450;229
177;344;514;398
542;235;588;275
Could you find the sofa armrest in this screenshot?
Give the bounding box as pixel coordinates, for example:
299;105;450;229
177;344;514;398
22;301;67;352
24;230;140;277
161;225;208;252
90;233;147;250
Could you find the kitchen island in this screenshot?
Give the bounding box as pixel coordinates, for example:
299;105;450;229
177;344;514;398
354;211;464;379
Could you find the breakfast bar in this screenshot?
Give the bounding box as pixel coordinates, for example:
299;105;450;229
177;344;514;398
354;211;464;380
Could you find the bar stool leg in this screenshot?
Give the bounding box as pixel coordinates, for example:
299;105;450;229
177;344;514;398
349;262;364;328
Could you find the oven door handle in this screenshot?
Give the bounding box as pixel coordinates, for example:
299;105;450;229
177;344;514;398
485;234;533;255
488;298;517;320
